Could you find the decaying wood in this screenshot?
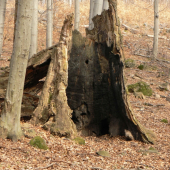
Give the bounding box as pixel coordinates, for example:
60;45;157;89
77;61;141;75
66;0;155;143
31;14;77;138
0;67;39;118
122;23;138;34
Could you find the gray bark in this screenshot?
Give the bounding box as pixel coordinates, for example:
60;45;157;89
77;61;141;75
153;0;159;59
0;0;6;57
13;0;18;43
93;0;103;17
74;0;80;30
29;0;38;59
41;0;46;6
46;0;53;48
89;0;95;30
68;0;72;6
0;0;33;141
102;0;109;10
89;0;103;30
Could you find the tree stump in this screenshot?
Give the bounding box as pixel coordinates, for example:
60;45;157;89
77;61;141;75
0;1;156;143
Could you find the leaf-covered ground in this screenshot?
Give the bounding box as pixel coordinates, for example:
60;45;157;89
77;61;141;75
0;48;170;169
0;113;169;170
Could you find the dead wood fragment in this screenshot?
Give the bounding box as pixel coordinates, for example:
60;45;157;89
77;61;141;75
30;14;77;138
122;23;138;34
34;160;73;169
34;163;59;169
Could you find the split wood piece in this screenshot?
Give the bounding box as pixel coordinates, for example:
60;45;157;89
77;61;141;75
30;14;77;138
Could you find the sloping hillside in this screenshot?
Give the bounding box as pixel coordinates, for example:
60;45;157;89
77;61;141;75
0;1;170;169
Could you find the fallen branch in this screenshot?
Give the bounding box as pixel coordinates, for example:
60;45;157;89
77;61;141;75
134;53;170;64
139;163;155;169
146;34;170;41
156;58;170;64
134;53;150;58
35;160;73;169
122;24;138;34
35;163;59;169
90;167;106;170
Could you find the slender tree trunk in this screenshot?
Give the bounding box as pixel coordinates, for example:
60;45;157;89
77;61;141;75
46;0;53;48
74;0;80;30
89;0;103;30
29;0;38;59
0;0;7;57
0;0;33;141
93;0;103;17
103;0;109;10
153;0;159;59
89;0;95;30
13;0;18;43
68;0;72;7
42;0;46;6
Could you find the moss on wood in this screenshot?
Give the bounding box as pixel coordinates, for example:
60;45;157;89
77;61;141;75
96;150;111;157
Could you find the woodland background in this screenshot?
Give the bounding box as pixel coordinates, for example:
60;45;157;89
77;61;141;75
0;0;170;169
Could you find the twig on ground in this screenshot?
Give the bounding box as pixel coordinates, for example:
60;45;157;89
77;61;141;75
134;53;150;58
134;53;170;64
139;163;155;168
35;163;59;169
156;58;170;64
146;34;170;41
90;167;106;170
122;24;138;34
34;160;72;169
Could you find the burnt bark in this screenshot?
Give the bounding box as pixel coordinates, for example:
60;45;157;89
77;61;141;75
66;0;156;143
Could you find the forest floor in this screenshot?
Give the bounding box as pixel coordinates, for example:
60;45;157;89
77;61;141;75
0;0;170;170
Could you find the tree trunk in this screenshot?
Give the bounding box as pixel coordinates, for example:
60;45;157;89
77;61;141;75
29;0;38;59
68;0;72;7
74;0;80;30
89;0;95;30
0;0;33;141
89;0;103;30
93;0;103;17
46;0;53;48
13;0;18;43
103;0;109;10
2;0;155;143
153;0;159;59
41;0;46;6
0;0;6;57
